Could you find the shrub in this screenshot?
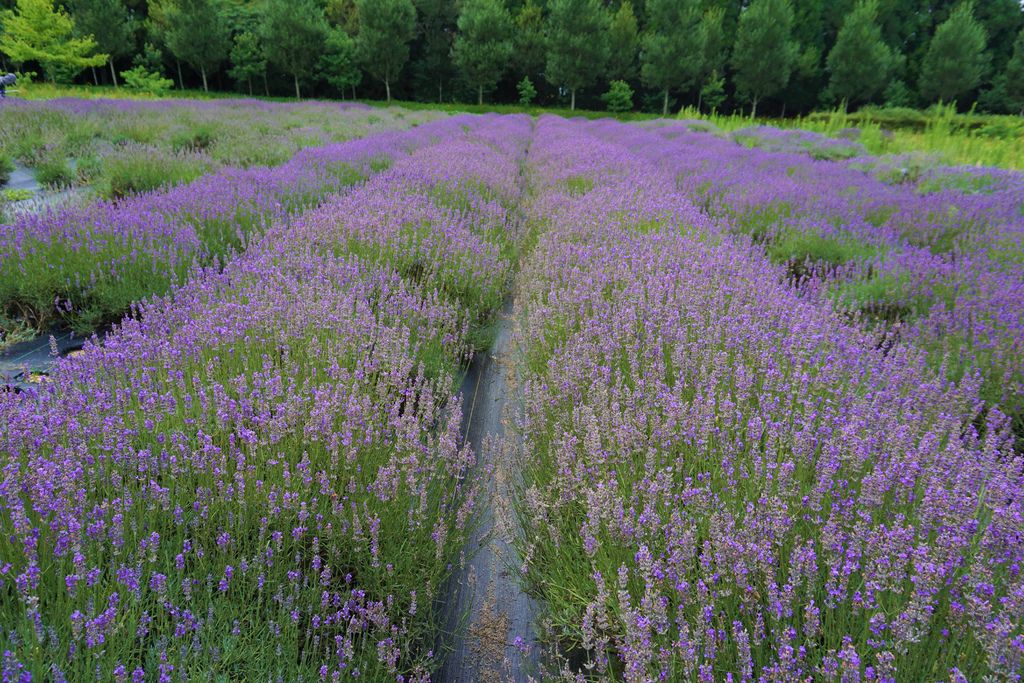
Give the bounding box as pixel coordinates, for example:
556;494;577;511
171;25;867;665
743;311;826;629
0;154;14;185
517;76;537;106
602;80;634;112
98;149;214;199
34;156;75;188
121;66;174;95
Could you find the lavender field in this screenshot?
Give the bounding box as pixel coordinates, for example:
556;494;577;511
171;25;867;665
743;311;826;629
0;102;1021;682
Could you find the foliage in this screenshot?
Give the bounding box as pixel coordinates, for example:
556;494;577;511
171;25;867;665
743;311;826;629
67;0;134;75
1006;27;1024;113
606;1;638;82
544;0;609;110
827;0;898;106
164;0;230;92
731;0;798;116
356;0;417;102
120;65;173;93
0;0;108;82
601;79;633;112
228;30;265;95
263;0;328;99
919;2;989;104
452;0;513;105
0;154;14;185
700;69;726;112
641;0;704;116
318;27;361;97
516;75;536;105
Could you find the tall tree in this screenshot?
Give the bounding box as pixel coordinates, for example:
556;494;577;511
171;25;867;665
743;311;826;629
606;1;638;82
262;0;328;99
452;0;513;105
697;7;727;111
356;0;416;102
918;2;988;104
512;0;545;82
826;0;898;106
164;0;229;92
1005;27;1024;113
68;0;134;87
228;29;265;96
641;0;704;116
544;0;609;110
318;26;361;97
411;0;455;103
731;0;798;117
0;0;108;82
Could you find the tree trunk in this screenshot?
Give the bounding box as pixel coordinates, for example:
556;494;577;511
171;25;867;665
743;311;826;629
570;88;576;110
200;66;209;92
294;73;301;100
697;90;702;113
352;85;356;100
751;95;758;119
109;60;118;88
438;80;442;104
91;66;99;86
662;89;669;117
176;60;184;90
264;73;270;97
477;85;483;105
247;78;252;96
385;79;391;103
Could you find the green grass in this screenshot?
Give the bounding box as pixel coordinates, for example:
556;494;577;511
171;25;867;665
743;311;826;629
96;150;215;199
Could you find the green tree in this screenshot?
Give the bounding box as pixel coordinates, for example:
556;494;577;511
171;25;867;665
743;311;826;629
544;0;609;110
731;0;798;117
607;1;638;82
229;30;265;96
517;75;536;105
356;0;416;102
697;7;727;111
452;0;513;105
512;0;545;81
602;79;633;112
641;0;704;116
826;0;898;106
1006;27;1024;113
68;0;134;87
411;0;455;102
319;27;361;97
700;69;726;111
0;0;108;82
262;0;328;99
919;2;989;104
164;0;229;92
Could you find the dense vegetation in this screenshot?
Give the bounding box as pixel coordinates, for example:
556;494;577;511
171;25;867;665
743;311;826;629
1;94;1022;681
1;0;1024;114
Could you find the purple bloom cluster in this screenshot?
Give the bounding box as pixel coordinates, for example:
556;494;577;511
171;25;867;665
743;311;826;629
629;120;1024;440
512;116;1023;681
0;112;462;333
0;114;531;680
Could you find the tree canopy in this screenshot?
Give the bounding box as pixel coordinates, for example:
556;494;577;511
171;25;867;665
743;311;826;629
3;0;1024;114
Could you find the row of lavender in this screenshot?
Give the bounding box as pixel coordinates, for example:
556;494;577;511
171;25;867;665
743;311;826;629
0;114;531;680
0;114;460;338
511;116;1022;681
0;98;425;190
627;120;1024;445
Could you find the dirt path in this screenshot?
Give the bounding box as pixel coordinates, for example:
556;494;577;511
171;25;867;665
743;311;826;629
440;297;539;682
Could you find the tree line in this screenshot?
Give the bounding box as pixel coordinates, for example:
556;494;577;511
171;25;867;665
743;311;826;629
2;0;1024;115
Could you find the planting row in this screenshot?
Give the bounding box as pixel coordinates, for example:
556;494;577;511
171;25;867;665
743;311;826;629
0;114;532;680
511;116;1022;681
0;114;477;343
0;98;434;198
625;119;1024;447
